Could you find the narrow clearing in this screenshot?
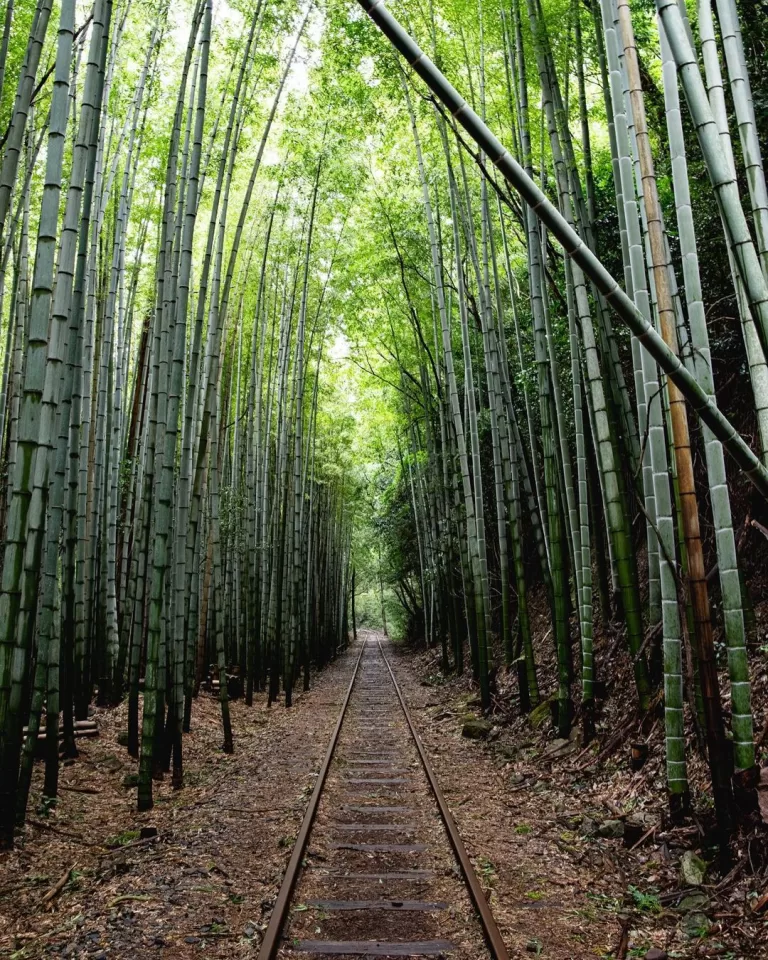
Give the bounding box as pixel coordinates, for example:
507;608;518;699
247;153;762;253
277;636;490;958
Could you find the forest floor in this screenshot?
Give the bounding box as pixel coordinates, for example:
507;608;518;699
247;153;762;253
1;629;766;959
0;654;362;959
393;638;768;960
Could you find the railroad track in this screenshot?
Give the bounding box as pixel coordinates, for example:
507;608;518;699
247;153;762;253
259;635;509;959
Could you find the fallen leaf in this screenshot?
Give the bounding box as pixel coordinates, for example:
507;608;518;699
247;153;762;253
758;767;768;825
751;890;768;914
108;894;153;907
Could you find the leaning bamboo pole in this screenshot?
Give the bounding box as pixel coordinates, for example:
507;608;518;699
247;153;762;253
355;0;768;503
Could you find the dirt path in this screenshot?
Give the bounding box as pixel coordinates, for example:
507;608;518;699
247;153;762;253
0;650;359;959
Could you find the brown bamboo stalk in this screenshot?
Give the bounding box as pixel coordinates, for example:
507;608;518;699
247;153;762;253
617;0;732;835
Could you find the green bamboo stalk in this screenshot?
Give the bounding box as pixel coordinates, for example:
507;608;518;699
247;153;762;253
656;0;768;373
696;0;768;460
659;14;755;785
620;0;732;830
0;0;76;849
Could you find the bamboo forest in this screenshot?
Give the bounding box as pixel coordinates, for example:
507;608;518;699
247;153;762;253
0;0;767;954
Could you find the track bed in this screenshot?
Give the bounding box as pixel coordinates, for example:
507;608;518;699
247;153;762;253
265;638;507;960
